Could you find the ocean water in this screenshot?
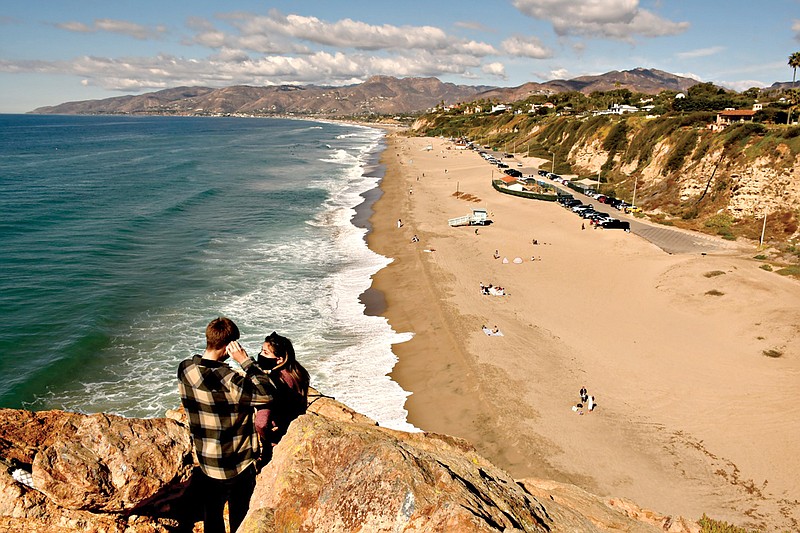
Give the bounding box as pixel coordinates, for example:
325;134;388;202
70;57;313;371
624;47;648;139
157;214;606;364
0;114;414;431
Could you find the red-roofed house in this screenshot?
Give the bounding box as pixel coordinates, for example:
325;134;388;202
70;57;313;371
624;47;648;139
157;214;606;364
499;175;523;191
716;109;756;126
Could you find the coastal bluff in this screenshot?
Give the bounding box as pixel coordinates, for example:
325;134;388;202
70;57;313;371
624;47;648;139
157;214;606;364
0;395;699;532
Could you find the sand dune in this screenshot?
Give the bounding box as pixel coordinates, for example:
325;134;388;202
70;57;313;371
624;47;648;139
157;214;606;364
366;134;800;530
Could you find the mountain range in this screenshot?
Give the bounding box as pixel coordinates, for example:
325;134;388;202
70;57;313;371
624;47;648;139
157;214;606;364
31;68;705;116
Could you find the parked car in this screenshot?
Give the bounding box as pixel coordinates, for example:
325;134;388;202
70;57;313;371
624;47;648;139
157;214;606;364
624;205;642;214
600;219;631;232
572;204;594;213
605;198;622;208
589;212;613;225
557;195;576;204
538;169;549;177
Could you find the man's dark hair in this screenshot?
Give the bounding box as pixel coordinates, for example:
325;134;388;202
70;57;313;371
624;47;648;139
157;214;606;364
205;317;240;350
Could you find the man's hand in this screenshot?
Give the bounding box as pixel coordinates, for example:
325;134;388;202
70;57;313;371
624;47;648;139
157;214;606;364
226;340;249;364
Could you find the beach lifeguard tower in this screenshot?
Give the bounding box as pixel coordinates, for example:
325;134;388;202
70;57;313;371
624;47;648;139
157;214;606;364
448;208;488;227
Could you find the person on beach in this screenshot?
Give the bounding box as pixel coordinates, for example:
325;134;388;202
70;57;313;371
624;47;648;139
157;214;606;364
397;219;403;228
177;317;278;533
254;332;310;468
494;250;500;259
580;386;588;403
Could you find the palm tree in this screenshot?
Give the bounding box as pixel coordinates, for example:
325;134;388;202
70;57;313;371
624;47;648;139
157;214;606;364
787;52;800;124
789;52;800;87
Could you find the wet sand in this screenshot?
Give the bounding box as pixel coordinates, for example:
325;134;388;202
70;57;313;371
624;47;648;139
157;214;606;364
365;133;800;530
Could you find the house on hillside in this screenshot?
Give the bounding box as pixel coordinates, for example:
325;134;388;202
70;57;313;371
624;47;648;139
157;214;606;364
610;104;639;114
713;108;756;131
491;104;508;113
592;103;638;116
529;102;555;114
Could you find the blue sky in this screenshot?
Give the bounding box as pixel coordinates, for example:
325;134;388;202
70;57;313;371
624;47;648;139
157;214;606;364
2;1;799;113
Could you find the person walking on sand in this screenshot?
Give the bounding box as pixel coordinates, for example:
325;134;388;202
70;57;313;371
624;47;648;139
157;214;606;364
254;332;310;468
581;222;585;230
397;218;402;228
177;317;279;533
580;386;587;403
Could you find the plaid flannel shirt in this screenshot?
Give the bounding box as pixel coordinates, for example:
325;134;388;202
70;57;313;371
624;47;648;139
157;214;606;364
177;354;275;480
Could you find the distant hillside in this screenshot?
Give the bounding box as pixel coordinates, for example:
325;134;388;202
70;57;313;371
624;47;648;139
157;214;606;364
476;68;699;101
31;69;708;117
31;76;493;116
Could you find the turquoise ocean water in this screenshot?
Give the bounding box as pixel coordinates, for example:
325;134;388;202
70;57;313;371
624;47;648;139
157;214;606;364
0;114;414;430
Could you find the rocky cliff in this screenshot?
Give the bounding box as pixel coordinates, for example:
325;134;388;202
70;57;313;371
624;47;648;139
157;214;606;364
0;395;699;532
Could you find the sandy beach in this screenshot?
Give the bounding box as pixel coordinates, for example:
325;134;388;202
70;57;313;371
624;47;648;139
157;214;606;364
365;133;800;530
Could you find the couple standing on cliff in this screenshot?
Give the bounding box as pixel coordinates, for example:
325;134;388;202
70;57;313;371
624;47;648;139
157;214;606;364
177;317;310;533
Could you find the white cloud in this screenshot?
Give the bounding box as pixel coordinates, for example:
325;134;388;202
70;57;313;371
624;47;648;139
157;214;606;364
454;20;492;32
717;79;767;92
672;71;703;82
512;0;689;40
56;21;93;33
676;46;725;59
793;19;800;41
195;10;496;57
23;10;514;91
501;35;552;58
482;62;507;79
0;47;493;92
549;68;570;79
229;11;451;51
56;18;166;40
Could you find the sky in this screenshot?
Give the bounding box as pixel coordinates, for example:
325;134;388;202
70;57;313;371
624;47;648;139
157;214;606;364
2;1;800;113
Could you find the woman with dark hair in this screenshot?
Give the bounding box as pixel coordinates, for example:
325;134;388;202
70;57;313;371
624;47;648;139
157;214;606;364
254;331;310;467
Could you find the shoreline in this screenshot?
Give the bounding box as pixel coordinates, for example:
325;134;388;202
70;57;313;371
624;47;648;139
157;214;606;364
365;132;800;530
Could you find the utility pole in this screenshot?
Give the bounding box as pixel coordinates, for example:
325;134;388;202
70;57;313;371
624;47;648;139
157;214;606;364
550;151;555;174
760;211;768;247
632;175;638;207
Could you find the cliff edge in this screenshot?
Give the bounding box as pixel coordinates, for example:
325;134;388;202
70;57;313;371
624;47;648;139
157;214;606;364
0;394;699;532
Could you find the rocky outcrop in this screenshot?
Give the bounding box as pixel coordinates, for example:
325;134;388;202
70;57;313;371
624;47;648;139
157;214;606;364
0;398;699;532
0;408;192;532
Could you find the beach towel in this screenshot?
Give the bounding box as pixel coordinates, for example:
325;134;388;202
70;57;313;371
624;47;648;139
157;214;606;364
488;288;505;296
513;257;523;264
482;327;504;336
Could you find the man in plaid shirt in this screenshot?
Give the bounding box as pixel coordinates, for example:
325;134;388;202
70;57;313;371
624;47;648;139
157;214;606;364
177;317;277;533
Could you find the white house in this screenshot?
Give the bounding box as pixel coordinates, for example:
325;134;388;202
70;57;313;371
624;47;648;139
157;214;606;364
610;103;639;114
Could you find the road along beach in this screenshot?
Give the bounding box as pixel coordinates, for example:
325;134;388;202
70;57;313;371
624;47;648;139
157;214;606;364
366;133;800;530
